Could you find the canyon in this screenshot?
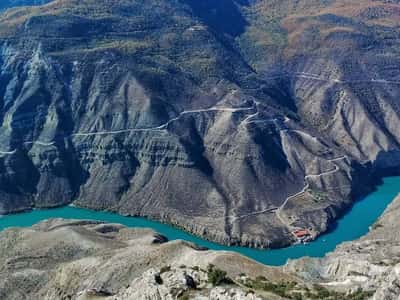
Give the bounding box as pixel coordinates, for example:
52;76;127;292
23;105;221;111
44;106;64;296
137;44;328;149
0;0;399;249
1;2;400;298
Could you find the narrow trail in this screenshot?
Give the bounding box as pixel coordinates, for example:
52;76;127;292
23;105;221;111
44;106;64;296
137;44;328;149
155;107;255;130
0;102;350;233
229;156;346;225
240;112;259;128
274;155;347;229
0;105;255;153
229;114;349;226
227;207;278;222
24;141;56;147
265;72;400;85
0;149;16;155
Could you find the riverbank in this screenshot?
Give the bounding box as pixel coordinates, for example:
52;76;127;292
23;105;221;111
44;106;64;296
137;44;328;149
1;176;399;266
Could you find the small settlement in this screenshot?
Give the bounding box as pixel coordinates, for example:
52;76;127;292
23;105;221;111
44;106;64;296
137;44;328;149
292;228;312;243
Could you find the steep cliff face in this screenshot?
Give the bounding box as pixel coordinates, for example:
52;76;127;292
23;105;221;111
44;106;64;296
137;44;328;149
0;0;399;247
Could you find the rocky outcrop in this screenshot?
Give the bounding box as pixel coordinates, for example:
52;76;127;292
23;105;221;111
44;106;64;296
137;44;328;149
0;0;399;248
100;268;263;300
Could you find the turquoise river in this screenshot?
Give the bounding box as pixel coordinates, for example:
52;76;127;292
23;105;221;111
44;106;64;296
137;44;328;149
1;176;399;266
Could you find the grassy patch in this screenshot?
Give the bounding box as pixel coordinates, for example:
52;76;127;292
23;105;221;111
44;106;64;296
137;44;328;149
177;293;190;300
309;189;328;203
241;276;297;298
372;223;383;230
207;264;232;286
241;277;374;300
160;265;171;274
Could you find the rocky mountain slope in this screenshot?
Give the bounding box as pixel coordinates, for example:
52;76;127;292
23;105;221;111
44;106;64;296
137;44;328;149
0;0;399;248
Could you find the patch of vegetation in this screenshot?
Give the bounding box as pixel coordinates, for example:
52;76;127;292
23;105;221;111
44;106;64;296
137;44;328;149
372;222;383;230
291;292;303;300
177;293;190;300
347;289;375;300
160;265;171;274
242;277;297;298
207;264;232;286
309;189;328;203
255;275;267;281
308;285;334;299
348;271;365;277
305;285;374;300
237;8;287;70
241;277;374;300
191;266;200;271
